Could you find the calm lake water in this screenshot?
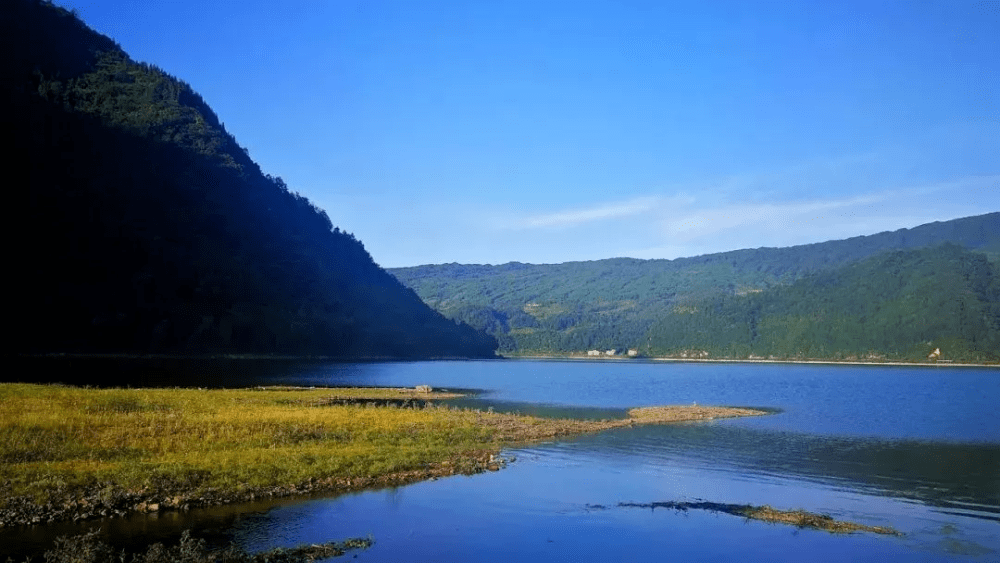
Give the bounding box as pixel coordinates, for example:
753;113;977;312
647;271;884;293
5;359;1000;561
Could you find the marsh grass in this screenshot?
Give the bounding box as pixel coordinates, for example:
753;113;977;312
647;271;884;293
2;385;489;502
0;384;766;525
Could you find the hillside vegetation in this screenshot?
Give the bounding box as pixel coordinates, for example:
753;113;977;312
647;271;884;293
5;0;496;359
390;214;1000;363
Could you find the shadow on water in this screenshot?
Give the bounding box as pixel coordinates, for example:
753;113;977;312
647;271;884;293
8;355;339;388
0;493;325;561
565;422;1000;522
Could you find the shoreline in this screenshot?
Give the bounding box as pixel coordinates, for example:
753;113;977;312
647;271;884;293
17;352;998;367
504;354;998;368
15;352;493;361
0;384;768;529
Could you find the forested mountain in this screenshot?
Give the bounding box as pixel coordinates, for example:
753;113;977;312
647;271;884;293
4;0;497;358
390;214;1000;362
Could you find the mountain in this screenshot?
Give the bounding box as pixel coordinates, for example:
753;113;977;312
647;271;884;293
4;0;497;358
389;214;1000;362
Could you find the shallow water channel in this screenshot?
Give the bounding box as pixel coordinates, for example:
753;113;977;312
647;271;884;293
5;359;1000;561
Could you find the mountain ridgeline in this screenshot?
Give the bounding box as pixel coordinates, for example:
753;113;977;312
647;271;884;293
390;214;1000;363
5;0;497;358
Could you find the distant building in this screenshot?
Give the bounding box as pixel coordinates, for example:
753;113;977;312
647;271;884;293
587;350;601;356
605;349;617;356
627;349;638;357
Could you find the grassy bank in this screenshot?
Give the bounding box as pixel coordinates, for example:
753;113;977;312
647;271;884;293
0;384;766;527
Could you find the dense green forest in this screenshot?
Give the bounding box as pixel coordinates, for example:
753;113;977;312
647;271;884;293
4;0;497;358
390;214;1000;362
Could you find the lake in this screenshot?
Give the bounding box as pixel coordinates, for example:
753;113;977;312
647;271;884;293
5;358;999;561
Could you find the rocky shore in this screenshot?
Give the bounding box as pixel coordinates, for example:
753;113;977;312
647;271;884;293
0;449;509;529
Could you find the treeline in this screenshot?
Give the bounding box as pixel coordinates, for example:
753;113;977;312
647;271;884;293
390;215;1000;362
5;0;497;358
644;244;1000;361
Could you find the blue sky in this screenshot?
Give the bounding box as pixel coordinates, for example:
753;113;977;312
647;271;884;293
57;0;999;267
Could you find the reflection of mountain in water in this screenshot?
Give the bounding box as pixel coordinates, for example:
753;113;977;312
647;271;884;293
546;423;1000;523
8;356;338;388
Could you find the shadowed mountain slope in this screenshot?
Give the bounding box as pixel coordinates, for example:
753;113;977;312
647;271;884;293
5;0;497;359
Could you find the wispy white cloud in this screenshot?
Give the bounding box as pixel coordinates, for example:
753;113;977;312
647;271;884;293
357;167;999;267
663;194;888;237
658;174;1000;253
513;196;667;229
712;151;886;199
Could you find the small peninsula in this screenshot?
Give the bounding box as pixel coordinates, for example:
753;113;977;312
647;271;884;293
0;383;766;528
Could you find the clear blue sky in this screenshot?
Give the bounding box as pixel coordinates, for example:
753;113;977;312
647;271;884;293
57;0;999;267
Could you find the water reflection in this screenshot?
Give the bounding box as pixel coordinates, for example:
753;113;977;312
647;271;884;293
9;355;335;387
536;423;1000;523
218;425;998;562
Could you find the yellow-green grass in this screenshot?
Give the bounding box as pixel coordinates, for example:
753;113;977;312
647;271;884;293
3;385;487;500
0;383;766;525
